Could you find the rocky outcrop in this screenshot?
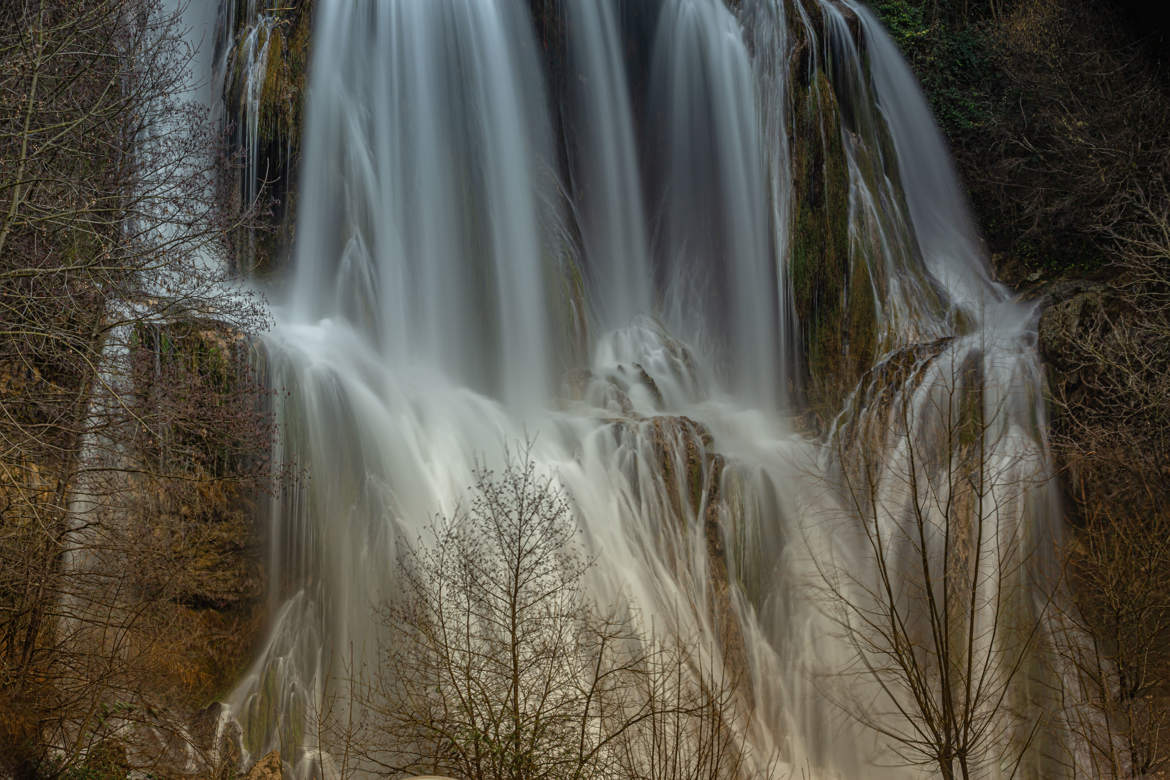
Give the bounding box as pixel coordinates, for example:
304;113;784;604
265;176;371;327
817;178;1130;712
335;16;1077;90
790;69;868;424
245;750;286;780
787;2;891;428
132;323;269;708
600;413;749;685
222;1;315;275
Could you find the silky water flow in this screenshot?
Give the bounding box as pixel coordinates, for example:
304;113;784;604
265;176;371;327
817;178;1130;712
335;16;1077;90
209;0;1072;776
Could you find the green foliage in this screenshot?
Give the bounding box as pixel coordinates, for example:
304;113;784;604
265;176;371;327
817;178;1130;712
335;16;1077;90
874;0;929;41
874;0;1000;139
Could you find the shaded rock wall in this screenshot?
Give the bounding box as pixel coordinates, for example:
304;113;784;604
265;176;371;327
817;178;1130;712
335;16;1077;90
222;0;315;275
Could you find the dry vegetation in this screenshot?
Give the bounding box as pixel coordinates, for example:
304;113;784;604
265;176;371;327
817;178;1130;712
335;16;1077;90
1043;204;1170;776
0;0;272;774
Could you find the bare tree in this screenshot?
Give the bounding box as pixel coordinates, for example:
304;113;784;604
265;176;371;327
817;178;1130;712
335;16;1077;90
612;637;747;780
340;446;750;780
815;343;1060;779
1056;509;1170;778
1043;186;1170;778
0;0;272;774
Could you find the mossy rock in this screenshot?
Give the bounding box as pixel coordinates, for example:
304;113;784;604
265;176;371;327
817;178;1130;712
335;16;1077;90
831;336;951;448
788;67;880;426
223;1;315;275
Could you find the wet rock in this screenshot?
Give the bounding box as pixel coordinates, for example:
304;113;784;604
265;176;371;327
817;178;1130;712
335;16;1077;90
831;336;952;452
120;320;268;709
633;363;665;409
789;68;879;425
562;367;593;400
222;0;315;274
619;415;747;680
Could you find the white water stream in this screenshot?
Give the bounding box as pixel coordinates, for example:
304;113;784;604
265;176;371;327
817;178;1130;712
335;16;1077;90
215;0;1068;776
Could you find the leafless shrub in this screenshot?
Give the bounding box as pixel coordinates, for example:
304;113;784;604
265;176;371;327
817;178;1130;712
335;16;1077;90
0;0;273;774
1044;184;1170;778
333;446;752;779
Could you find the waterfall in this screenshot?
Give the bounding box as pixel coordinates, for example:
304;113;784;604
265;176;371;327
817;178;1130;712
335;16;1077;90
286;0;561;405
563;0;653;330
651;0;781;406
222;0;1069;776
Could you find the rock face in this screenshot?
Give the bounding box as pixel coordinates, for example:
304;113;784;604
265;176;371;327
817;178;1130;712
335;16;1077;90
245;750;285;780
598;413;749;682
121;323;269;710
222;0;315;274
789;63;876;425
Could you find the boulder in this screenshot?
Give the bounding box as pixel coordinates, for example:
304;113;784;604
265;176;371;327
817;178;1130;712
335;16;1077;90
245;750;284;780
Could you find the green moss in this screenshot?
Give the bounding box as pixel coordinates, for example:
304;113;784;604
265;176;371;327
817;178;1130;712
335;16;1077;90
789;70;880;424
955;354;985;451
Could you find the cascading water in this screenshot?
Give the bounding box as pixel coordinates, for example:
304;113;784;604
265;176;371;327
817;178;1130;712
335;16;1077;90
223;0;1070;776
651;0;783;407
563;0;653;329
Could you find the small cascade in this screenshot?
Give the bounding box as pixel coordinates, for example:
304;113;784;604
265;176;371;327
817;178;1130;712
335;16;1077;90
214;0;1074;776
52;0;244;770
742;0;800;403
239;17;275;242
842;1;995;312
216;0;311;275
216;13;277;274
